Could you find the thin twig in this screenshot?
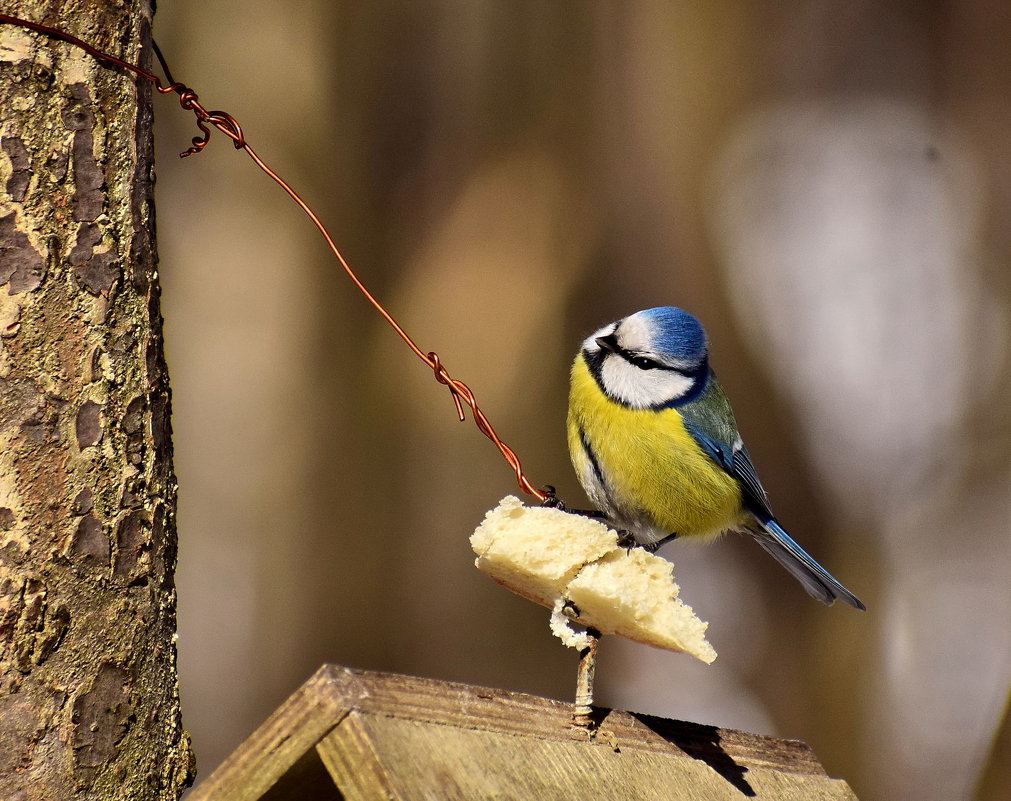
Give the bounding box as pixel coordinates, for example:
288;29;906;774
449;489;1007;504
572;628;601;730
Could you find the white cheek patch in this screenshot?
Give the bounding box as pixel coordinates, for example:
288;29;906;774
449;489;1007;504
600;354;694;408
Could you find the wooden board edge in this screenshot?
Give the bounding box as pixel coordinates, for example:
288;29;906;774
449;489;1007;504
186;664;844;799
321;666;830;777
185;667;362;801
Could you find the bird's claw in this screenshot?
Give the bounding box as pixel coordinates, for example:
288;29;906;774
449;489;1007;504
541;485;566;510
615;530;637;552
543;488;609;522
616;531;679;554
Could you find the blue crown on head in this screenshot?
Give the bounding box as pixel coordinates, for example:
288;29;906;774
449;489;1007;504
637;307;708;361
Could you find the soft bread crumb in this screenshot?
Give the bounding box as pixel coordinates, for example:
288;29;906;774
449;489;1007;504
471;496;716;664
471;495;616;608
549;599;594;650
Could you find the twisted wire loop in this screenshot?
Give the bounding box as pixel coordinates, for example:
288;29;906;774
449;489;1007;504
428;354;546;501
0;13;550;504
158;76;247;157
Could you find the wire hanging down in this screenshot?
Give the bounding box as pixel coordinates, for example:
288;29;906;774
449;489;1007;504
0;13;548;503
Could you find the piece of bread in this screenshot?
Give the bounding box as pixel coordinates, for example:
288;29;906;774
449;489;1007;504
471;496;716;663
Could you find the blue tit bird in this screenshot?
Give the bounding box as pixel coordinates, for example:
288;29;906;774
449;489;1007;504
567;306;865;609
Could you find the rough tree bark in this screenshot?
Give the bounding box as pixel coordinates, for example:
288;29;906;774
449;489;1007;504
0;2;193;798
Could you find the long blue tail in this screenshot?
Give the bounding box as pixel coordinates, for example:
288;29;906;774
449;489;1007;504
752;518;865;609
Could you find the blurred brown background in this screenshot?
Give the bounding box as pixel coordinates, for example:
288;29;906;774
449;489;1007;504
151;3;1010;800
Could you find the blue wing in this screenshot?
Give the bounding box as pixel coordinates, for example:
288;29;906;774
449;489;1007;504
683;425;773;521
683;419;865;610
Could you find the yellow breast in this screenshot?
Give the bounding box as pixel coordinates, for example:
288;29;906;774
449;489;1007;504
567;356;743;540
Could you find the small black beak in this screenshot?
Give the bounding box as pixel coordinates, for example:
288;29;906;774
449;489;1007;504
595;333;619;353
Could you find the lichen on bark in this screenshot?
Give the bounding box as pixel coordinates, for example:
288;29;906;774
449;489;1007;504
0;3;193;798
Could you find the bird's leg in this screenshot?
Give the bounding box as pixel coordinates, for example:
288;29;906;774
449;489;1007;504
541;486;607;520
614;530;680;553
641;532;679;553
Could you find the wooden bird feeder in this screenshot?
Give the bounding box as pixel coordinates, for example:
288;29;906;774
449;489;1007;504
185;664;859;800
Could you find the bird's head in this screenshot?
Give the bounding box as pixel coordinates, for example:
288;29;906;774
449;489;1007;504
581;307;710;409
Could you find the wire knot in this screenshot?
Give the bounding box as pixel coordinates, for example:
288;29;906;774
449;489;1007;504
426;351;546;502
0;11;550;505
429;352;467;422
158;81;245;157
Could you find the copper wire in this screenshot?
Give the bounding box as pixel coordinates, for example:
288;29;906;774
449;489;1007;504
0;13;548;503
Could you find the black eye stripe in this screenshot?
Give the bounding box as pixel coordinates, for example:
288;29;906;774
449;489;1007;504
613;348;669;371
630;355;661;370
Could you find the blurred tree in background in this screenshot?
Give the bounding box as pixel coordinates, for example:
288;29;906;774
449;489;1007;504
151;3;1010;800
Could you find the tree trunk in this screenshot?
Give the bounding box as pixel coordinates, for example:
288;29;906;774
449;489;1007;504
0;2;193;798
